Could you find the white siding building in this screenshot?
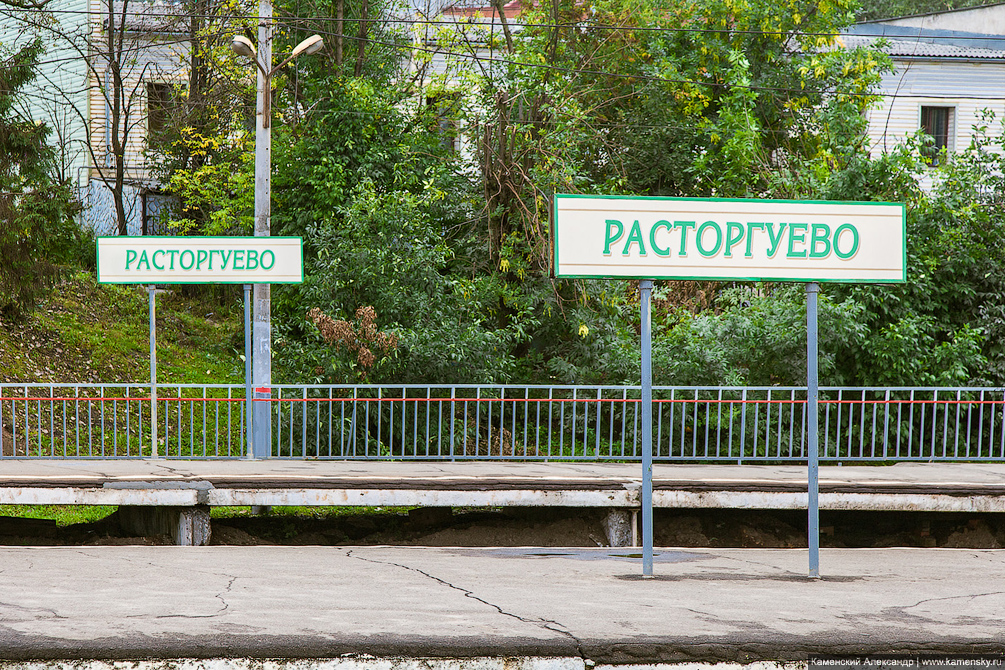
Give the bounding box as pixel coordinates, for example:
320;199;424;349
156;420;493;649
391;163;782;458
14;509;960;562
0;0;90;188
1;0;186;235
845;5;1005;168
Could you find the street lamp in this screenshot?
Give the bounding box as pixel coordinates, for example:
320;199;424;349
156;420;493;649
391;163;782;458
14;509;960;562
231;34;323;128
232;29;323;458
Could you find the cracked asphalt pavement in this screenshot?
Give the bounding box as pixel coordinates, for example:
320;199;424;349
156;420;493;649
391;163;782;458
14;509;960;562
0;546;1004;663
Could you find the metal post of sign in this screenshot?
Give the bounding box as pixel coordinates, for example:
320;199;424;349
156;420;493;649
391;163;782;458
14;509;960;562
244;285;254;458
148;286;159;459
806;282;820;578
639;279;654;577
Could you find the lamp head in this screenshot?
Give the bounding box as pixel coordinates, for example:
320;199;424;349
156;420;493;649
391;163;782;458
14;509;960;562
291;35;323;58
231;35;257;59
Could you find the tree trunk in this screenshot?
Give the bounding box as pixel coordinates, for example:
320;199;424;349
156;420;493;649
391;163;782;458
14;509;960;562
335;0;343;68
187;0;207;170
109;0;130;235
490;0;513;53
354;0;369;77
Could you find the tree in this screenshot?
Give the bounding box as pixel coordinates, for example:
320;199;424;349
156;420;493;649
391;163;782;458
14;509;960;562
825;119;1005;386
267;65;521;384
457;0;885;270
0;42;81;320
422;0;889;383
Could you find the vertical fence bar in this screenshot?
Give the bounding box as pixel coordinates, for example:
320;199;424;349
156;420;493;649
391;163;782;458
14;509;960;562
652;391;661;460
177;388;184;458
594;388;602;459
992;389;1000;458
978;390;986;458
928;389;937;459
302;386;308;458
525;388;532;458
450;387;456;461
953;389;961;459
425;388;432;458
201;387;208;458
462;393;469;460
83;390;90;456
74;386;79;455
691;389;699;458
53;386;61;457
618;388;625;458
375;387;381;457
739;389;747;464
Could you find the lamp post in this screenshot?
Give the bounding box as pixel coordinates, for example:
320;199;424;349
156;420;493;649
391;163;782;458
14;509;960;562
232;25;322;459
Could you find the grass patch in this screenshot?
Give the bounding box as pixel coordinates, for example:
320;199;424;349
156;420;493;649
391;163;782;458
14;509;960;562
0;271;244;384
0;505;116;526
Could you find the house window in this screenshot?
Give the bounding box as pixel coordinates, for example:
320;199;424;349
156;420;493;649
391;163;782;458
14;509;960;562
147;82;182;147
920;106;952;165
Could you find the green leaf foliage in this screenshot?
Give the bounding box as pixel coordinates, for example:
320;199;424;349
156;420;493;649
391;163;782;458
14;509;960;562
0;42;82;321
268;75;521;384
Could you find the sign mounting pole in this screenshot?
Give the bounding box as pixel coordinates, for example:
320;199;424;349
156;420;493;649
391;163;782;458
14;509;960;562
807;282;820;578
640;280;654;577
148;285;159;459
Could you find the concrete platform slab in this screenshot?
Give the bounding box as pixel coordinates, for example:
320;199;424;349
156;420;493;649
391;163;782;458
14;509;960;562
0;461;1004;511
0;546;1002;662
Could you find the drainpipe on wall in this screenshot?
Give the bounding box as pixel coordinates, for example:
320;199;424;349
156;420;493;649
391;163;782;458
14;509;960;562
104;66;112;168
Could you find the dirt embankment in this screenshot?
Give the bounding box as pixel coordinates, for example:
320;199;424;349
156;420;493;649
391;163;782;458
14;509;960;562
2;508;1004;548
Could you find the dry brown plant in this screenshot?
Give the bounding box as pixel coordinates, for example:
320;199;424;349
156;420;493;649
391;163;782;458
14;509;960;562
307;306;398;378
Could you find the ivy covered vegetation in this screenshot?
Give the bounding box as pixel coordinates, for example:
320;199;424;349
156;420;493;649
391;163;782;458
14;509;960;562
6;0;1005;388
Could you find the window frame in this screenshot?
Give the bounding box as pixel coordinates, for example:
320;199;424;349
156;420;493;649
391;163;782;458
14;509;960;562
146;81;184;146
919;104;956;166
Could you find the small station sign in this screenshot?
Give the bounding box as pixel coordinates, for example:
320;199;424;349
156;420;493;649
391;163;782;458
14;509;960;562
554;195;906;283
97;236;304;284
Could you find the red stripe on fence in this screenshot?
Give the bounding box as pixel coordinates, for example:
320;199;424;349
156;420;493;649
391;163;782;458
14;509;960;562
2;396;1004;406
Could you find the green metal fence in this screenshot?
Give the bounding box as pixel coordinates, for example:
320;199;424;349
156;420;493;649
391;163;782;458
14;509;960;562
2;384;1003;461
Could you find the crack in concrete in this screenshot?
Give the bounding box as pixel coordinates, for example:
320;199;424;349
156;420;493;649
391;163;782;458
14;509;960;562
154;463;195;480
70;549;237;590
841;591;1005;629
122;575;238;620
716;553;807;577
0;601;67;620
902;590;1005;612
213;575;238;615
346;549;590;661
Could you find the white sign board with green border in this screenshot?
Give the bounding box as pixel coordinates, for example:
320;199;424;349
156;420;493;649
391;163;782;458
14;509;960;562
553;195;906;283
97;236;303;284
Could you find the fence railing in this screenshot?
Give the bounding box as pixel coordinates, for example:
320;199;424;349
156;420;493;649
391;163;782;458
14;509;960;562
2;384;1003;462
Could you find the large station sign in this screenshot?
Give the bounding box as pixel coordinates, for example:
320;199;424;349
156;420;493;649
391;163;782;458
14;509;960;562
553;195;906;283
97;236;303;284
